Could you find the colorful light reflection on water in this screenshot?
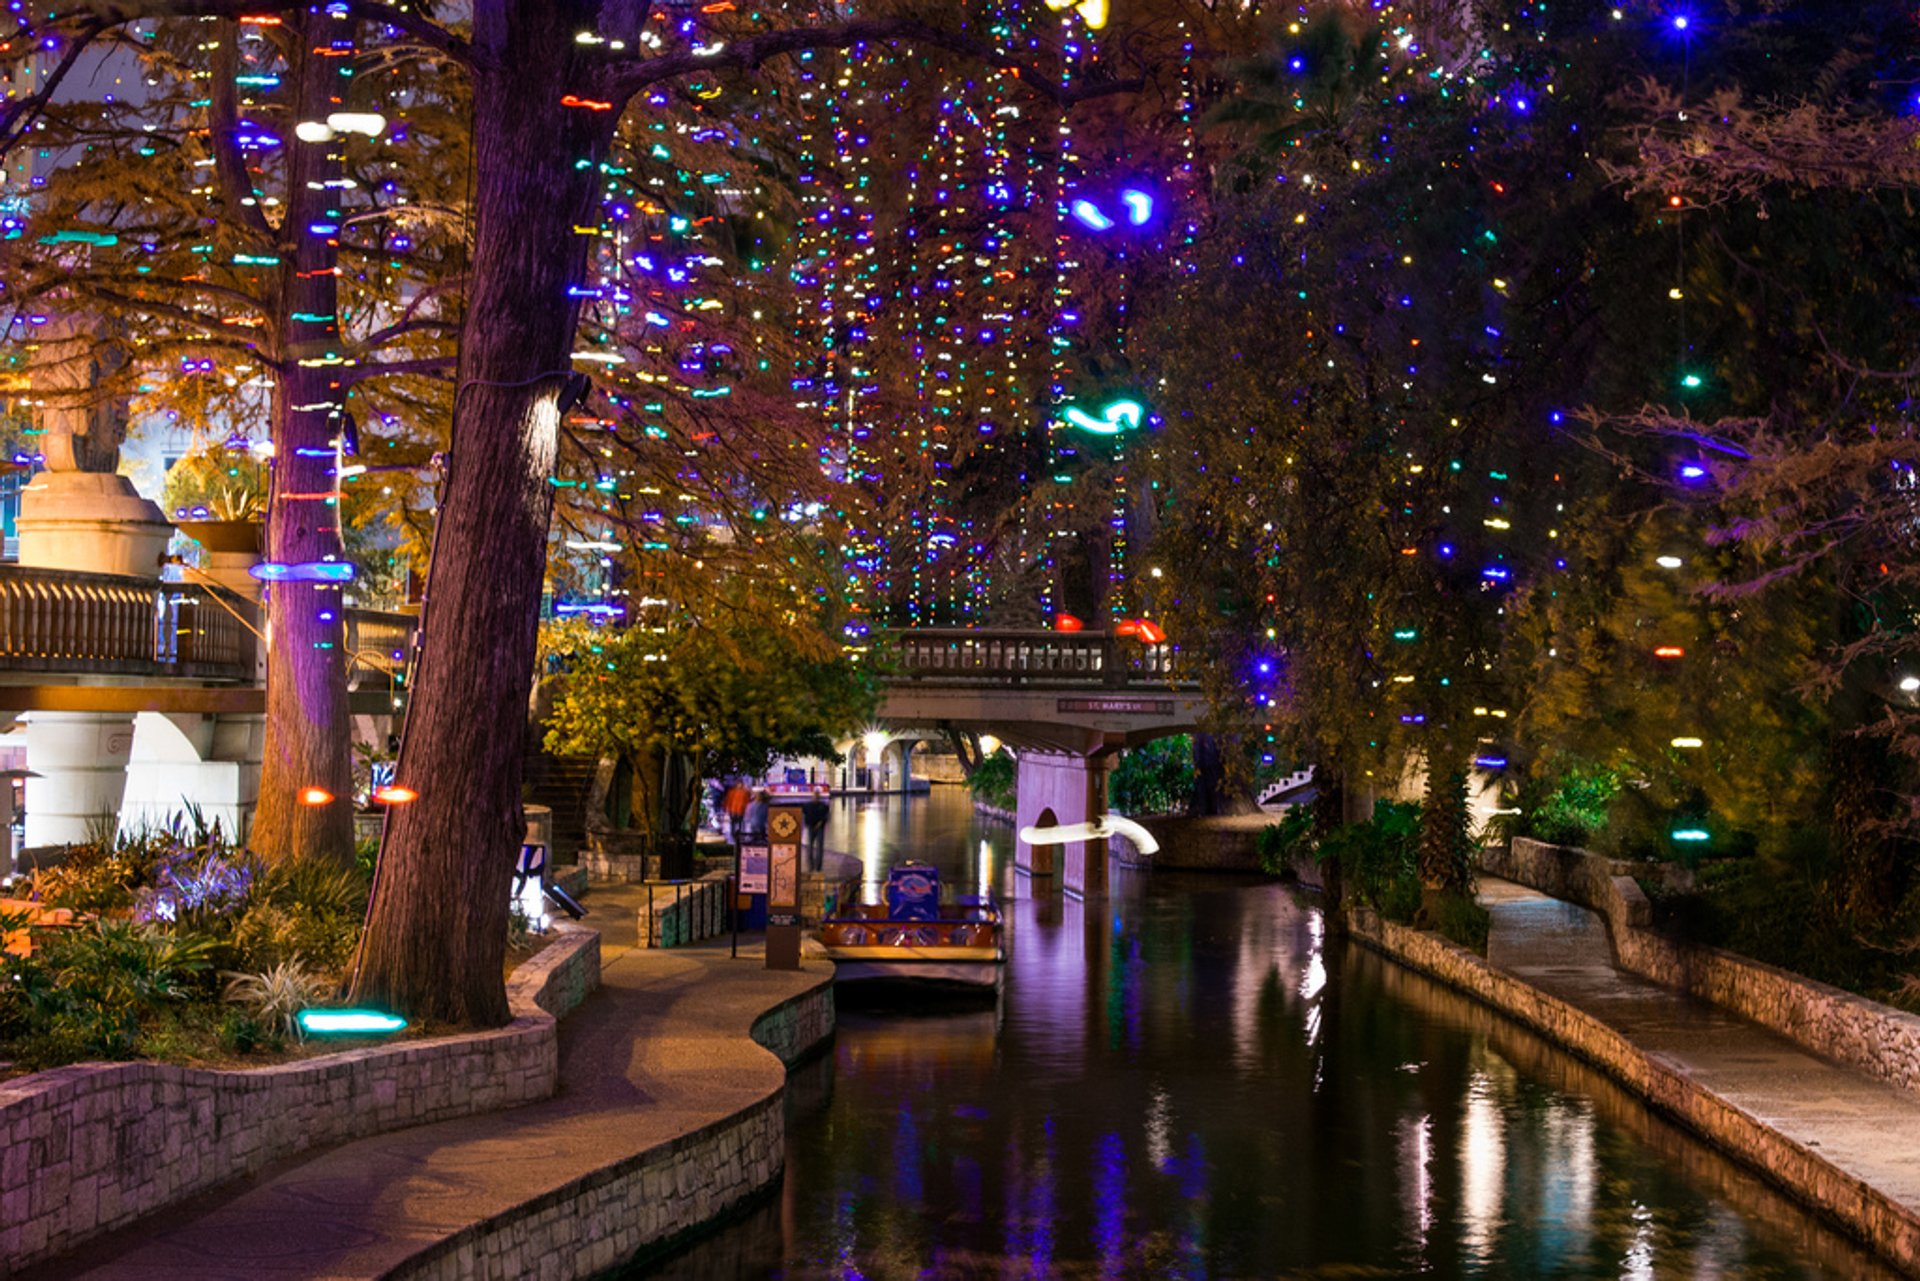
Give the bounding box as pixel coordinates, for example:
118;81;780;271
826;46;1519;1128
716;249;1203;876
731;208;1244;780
645;789;1889;1280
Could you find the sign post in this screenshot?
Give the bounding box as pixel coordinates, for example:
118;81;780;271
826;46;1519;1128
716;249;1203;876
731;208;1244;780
765;806;804;970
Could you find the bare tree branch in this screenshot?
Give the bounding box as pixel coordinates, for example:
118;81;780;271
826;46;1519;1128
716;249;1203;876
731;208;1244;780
0;19;107;156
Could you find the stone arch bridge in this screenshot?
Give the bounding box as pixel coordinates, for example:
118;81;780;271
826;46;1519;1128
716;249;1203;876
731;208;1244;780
867;629;1207;897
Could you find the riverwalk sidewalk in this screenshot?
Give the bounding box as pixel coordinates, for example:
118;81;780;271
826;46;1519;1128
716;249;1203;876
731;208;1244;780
27;886;830;1281
1479;876;1920;1262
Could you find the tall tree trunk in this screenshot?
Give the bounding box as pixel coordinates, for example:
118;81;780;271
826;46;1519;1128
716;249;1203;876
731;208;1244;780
1417;747;1473;899
252;19;354;867
349;4;615;1025
1191;732;1225;817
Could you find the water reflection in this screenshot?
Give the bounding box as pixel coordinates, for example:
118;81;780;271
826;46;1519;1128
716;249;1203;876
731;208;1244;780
648;789;1891;1280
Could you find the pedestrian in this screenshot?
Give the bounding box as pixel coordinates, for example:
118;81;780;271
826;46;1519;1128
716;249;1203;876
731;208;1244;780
723;779;750;843
743;788;770;843
802;785;830;872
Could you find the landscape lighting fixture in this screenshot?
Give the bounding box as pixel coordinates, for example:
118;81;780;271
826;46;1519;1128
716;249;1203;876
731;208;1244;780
297;1008;407;1036
297;787;334;806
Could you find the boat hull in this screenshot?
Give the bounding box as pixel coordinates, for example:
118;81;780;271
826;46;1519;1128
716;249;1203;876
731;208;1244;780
827;956;1005;990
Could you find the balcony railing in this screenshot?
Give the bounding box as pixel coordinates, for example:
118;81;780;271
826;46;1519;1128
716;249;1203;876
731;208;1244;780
345;608;417;679
0;565;418;685
0;565;254;681
888;628;1185;688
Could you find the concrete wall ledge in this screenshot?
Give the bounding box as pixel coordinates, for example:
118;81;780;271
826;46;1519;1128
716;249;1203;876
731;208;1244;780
1348;908;1920;1275
390;975;835;1280
0;924;601;1273
1486;839;1920;1098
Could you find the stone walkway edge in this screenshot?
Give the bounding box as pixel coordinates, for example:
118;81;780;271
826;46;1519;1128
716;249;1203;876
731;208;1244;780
1347;904;1920;1275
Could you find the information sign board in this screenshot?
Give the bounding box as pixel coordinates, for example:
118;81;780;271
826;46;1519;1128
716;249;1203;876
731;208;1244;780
738;845;769;895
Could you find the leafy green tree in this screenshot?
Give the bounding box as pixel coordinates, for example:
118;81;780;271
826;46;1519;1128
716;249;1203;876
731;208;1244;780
540;612;878;846
1107;736;1195;818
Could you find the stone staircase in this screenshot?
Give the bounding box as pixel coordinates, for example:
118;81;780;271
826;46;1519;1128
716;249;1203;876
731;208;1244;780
523;752;601;864
1256;766;1317;810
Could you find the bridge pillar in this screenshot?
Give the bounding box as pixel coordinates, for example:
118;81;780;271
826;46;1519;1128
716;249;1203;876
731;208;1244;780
22;712;138;848
1015;750;1110;896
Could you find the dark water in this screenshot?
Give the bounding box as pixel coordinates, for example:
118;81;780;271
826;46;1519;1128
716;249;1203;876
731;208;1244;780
643;789;1890;1279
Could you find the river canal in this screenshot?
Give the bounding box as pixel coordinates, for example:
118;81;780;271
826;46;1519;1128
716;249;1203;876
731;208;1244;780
645;787;1890;1279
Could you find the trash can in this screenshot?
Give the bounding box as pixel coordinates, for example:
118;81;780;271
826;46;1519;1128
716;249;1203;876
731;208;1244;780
658;830;696;881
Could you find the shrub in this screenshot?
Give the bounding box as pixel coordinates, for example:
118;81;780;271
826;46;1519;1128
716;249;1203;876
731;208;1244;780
225;962;330;1041
967;750;1017;812
1422;890;1492;955
1108;736;1195;817
0;921;219;1068
132;846;254;928
1255;807;1317;876
1319;800;1423;922
1509;764;1620;850
1;816;372;1070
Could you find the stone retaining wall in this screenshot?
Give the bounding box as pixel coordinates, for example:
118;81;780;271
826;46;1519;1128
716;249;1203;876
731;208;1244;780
1348;908;1920;1274
1485;839;1920;1097
0;925;600;1275
1132;814;1270;872
392;978;836;1280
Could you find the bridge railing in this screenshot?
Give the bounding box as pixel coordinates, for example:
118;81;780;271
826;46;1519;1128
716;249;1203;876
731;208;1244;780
889;628;1185;688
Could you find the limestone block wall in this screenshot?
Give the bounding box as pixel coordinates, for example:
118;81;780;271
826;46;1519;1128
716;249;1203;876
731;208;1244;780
392;978;836;1281
0;925;600;1273
1484;839;1920;1097
1348;908;1920;1275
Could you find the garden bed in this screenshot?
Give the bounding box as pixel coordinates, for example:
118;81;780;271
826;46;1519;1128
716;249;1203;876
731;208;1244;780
0;923;598;1271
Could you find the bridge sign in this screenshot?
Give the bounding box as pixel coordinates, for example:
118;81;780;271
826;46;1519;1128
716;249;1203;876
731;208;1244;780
1056;697;1175;715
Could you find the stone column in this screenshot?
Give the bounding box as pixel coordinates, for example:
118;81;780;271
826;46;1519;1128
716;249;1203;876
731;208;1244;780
1014;750;1112;895
23;713;138;847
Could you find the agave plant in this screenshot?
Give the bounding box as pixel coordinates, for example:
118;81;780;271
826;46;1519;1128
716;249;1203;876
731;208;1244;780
224;962;330;1041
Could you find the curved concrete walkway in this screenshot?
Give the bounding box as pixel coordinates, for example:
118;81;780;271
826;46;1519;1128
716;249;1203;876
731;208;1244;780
28;887;830;1280
1480;876;1920;1268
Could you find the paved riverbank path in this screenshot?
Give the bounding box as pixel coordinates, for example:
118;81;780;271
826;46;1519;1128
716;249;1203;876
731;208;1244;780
1480;876;1920;1246
29;887;830;1280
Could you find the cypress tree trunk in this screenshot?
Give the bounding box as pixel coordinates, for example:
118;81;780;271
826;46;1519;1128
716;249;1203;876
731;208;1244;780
251;19;354;867
348;3;616;1025
1417;749;1474;901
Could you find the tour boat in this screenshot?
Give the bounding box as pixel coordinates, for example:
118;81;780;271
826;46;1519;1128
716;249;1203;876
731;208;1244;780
816;861;1006;992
